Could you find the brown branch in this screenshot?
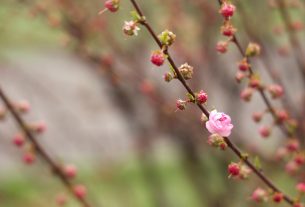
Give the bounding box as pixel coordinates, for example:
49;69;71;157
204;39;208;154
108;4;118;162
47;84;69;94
216;2;295;139
128;0;295;205
0;87;93;207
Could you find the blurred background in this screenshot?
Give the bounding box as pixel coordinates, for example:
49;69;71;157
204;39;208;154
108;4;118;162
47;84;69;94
0;0;304;206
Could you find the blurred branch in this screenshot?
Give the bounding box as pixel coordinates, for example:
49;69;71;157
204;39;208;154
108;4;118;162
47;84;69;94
0;87;94;207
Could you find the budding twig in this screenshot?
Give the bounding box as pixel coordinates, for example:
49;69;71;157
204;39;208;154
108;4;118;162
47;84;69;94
127;0;294;205
0;87;93;207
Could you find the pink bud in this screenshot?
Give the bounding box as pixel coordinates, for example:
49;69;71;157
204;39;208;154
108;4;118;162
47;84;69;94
294;154;305;165
240;88;253;102
196;90;208;104
272;192;283;203
221;23;236;36
268;84;284;99
238;165;251;179
216;41;228;53
235;72;245;83
56;194;67;206
259;126;271;138
176;99;187;111
23;153;35;165
228;162;240;177
64;164;77;178
151;50;165;66
32;121;47;134
249;77;261;88
104;0;120;12
16;100;31;113
286;139;300;152
73;185;87;199
276;110;289;122
294;203;304;207
252;112;263;123
296;183;305;193
251;188;267;202
13;133;25;147
285;161;299;175
275;147;288;160
219;3;236;19
238;59;250;71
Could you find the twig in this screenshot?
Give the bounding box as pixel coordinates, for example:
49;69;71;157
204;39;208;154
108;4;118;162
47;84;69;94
0;87;93;207
128;0;295;205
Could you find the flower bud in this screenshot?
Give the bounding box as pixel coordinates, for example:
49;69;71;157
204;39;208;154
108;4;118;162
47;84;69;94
216;41;228;53
31;121;47;134
158;30;176;46
228;162;240;177
207;134;227;150
201;113;208;122
285;161;299;175
259;126;271;138
238;58;250;71
235;72;245;83
73;185;87;199
251;188;268;202
296;183;305;193
268;84;284;99
176;99;187;111
286;139;300;152
179;63;193;80
15;100;31;113
23;152;35;165
104;0;120;12
56;194;67;206
13;133;25;147
294;154;305;165
249;76;261;88
252;112;263;123
240;88;253;102
276;110;289;123
221;23;236;36
246;43;261;57
219;2;236;19
272;192;283;203
151;50;165;66
64;164;77;178
275;147;288;160
123;21;140;36
238;165;251;179
163;72;173;82
294;203;304;207
196;90;208;104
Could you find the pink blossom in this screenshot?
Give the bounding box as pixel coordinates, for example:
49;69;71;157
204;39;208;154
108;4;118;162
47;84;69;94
73;185;87;199
228;162;240;176
206;110;233;137
219;3;236;19
251;187;267;202
64;164;77;178
296;182;305;193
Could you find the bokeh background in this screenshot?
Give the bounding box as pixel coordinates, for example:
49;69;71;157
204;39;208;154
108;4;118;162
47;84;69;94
0;0;305;206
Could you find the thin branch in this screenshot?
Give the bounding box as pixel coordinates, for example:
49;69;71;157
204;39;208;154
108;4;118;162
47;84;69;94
0;87;93;207
128;0;295;205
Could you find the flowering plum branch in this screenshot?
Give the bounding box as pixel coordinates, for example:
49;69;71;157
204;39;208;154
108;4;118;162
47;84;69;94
107;0;298;205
